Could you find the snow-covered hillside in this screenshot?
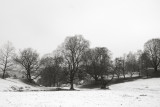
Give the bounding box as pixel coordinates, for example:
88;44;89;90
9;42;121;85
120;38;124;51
0;78;160;107
0;78;40;92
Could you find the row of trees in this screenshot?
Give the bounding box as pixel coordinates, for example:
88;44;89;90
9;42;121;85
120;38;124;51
0;36;160;90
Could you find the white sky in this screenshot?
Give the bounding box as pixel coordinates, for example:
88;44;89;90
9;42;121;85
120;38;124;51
0;0;160;58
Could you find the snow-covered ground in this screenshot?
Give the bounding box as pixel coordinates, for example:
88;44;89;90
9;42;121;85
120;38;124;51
0;78;160;107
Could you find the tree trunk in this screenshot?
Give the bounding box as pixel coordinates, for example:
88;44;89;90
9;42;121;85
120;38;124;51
139;70;141;77
123;74;125;79
94;75;98;82
2;70;6;79
28;73;31;80
70;72;75;90
146;72;149;78
130;72;133;78
100;76;109;89
2;63;7;79
117;75;120;79
122;70;125;79
27;70;32;83
70;79;74;90
100;76;105;89
154;66;158;73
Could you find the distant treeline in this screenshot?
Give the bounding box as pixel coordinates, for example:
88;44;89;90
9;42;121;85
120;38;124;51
0;36;160;90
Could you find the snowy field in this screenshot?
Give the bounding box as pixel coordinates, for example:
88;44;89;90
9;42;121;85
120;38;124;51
0;78;160;107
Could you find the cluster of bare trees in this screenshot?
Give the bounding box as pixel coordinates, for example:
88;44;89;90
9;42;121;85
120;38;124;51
38;53;65;87
0;36;160;90
113;38;160;78
0;42;40;82
114;52;140;79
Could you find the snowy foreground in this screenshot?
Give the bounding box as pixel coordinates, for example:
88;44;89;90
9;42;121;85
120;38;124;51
0;78;160;107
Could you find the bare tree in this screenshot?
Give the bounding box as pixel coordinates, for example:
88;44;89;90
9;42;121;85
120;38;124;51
114;57;122;79
0;42;15;79
114;56;127;79
121;55;127;79
60;35;89;90
136;50;143;76
82;47;112;89
140;52;151;77
144;38;160;73
14;48;39;82
39;52;64;87
82;48;100;81
94;47;112;89
126;52;138;78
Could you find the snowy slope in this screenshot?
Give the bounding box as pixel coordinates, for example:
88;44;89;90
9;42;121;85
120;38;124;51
110;78;160;94
0;78;160;107
0;78;39;91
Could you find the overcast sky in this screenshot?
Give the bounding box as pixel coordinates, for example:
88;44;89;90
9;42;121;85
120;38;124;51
0;0;160;58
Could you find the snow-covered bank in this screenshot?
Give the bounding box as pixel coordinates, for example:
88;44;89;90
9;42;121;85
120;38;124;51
0;78;160;107
110;78;160;94
0;78;40;92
